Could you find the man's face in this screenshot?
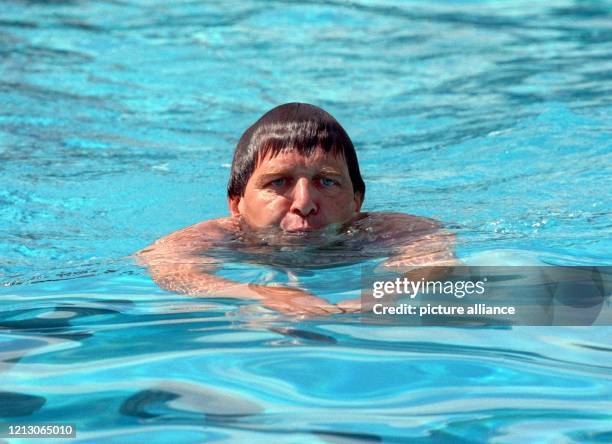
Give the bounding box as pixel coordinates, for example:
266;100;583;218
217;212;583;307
229;148;362;233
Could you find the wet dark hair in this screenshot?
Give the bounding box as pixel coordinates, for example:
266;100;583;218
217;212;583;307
227;102;365;201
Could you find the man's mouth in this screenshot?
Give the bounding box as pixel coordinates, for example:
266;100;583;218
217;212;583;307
281;220;318;233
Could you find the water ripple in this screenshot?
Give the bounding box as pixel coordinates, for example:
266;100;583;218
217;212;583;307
1;0;611;440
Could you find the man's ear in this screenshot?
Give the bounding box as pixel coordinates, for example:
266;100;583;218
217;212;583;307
229;196;241;217
353;192;363;212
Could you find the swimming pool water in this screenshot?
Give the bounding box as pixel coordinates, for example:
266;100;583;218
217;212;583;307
1;1;611;442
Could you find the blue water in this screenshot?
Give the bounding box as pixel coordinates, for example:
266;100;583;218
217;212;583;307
1;1;611;442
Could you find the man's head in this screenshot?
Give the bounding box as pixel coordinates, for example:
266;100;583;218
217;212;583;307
227;103;365;232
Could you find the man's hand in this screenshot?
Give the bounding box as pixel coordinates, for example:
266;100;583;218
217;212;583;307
249;284;342;316
336;297;362;313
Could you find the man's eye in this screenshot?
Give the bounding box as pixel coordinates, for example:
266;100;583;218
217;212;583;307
320;177;337;187
269;178;286;187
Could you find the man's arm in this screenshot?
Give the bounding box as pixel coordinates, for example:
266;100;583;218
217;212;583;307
382;217;458;271
337;213;459;312
136;219;340;315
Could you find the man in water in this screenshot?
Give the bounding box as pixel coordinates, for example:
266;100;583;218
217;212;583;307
138;103;455;315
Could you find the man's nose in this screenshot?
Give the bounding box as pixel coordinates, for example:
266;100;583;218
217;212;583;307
290;178;318;217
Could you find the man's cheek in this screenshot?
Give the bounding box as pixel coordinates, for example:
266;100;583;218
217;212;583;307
262;202;289;223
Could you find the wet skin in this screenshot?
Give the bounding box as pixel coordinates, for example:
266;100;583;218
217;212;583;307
138;148;456;316
230;148;362;233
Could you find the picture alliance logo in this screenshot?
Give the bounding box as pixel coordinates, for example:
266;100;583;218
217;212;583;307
371;277;488;299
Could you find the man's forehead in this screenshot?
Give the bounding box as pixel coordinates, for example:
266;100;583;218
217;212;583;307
254;147;348;173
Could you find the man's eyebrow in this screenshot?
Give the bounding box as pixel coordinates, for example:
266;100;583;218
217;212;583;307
257;170;290;179
318;167;344;177
257;167;344;177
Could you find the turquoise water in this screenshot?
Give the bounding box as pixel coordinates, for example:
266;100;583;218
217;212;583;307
1;1;612;442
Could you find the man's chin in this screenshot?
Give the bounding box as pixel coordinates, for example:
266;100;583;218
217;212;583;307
249;223;342;246
281;230;321;242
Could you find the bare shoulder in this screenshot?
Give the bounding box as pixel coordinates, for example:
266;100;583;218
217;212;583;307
364;212;457;267
137;217;238;256
358;212;442;235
